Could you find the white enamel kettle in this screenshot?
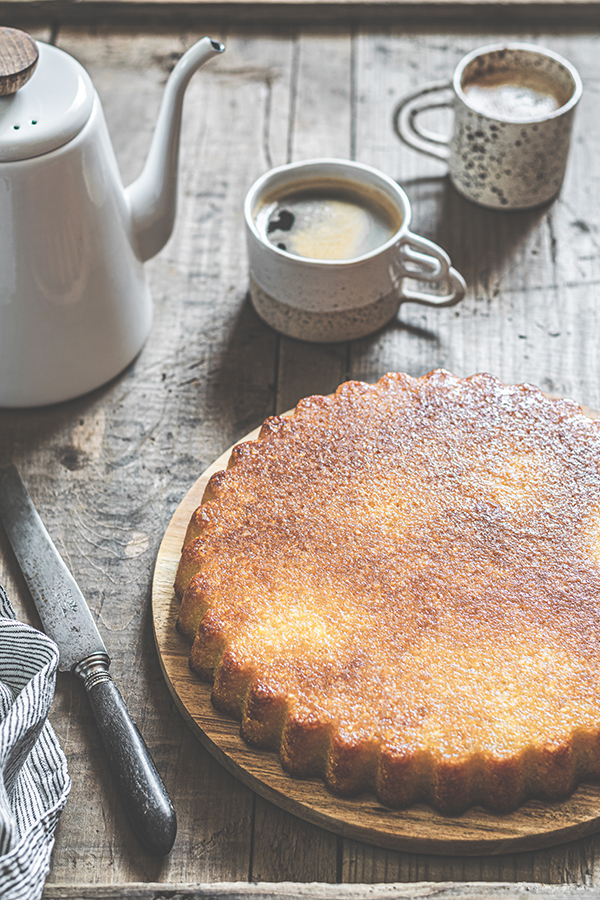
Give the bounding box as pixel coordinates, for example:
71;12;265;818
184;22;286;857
0;27;224;407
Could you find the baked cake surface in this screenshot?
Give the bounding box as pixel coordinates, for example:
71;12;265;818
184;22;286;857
175;370;600;813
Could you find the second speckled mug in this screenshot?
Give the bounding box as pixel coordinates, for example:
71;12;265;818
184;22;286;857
393;44;582;210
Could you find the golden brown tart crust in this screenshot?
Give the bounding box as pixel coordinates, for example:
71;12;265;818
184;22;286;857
175;370;600;813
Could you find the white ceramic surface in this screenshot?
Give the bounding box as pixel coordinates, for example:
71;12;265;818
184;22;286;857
0;98;152;407
0;43;94;162
393;44;582;210
244;158;466;342
0;36;224;407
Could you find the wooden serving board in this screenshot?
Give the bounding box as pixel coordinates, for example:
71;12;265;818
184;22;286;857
152;405;600;857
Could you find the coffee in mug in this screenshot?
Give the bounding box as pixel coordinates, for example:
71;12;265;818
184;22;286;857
461;68;567;120
244;159;466;342
255;181;403;261
393;44;582;210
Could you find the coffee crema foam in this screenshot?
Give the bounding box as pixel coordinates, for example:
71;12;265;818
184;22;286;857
462;69;565;120
255;181;402;261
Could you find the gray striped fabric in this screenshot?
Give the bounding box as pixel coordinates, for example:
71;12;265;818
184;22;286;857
0;584;71;900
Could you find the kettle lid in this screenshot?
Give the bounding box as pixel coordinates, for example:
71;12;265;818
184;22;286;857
0;29;95;162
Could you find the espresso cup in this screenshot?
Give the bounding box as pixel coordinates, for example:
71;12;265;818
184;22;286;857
244;159;466;343
393;44;582;210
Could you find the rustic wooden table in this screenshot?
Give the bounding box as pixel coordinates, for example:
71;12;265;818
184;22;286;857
2;11;600;897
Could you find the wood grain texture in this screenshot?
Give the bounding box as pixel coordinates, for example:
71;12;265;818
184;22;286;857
1;19;600;891
39;882;600;899
0;25;38;93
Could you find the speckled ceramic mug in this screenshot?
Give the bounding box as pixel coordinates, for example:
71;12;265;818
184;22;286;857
244;159;466;343
393;44;582;210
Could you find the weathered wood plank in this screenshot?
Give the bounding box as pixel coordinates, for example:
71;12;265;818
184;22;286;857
4;1;600;29
252;28;348;877
341;835;600;884
274;26;352;414
39;881;600;899
251;802;340;881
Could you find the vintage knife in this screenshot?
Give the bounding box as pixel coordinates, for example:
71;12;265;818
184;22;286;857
0;464;177;855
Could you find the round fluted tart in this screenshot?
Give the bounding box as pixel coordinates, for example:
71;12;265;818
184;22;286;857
175;370;600;814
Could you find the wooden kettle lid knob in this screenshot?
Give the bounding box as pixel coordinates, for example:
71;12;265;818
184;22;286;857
0;27;39;96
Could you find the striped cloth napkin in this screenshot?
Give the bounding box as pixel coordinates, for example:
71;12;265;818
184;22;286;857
0;584;71;900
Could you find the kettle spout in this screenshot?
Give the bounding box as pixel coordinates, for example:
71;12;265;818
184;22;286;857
126;37;225;262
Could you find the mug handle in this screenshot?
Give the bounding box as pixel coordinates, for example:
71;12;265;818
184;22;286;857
392;81;454;161
397;231;466;308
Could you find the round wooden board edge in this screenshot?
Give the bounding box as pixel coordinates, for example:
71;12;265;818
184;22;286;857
152;398;600;856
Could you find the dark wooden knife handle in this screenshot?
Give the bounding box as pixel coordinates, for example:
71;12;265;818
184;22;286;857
85;674;177;855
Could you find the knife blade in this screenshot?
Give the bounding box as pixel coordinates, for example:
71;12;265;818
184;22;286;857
0;464;177;856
